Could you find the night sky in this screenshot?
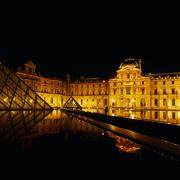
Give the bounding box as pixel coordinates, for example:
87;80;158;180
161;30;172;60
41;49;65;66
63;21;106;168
0;2;179;79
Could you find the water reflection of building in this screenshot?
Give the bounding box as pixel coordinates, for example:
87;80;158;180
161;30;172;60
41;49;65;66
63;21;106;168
27;110;105;137
16;58;180;115
108;132;141;153
117;110;180;124
24;110;141;153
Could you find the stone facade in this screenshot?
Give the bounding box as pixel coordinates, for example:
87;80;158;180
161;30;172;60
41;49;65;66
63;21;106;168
16;58;180;115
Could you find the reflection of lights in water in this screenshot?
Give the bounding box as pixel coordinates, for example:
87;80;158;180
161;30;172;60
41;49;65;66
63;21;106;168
108;132;141;153
115;110;180;125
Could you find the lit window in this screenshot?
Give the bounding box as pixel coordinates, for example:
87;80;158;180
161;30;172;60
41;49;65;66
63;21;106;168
154;99;158;106
154;89;157;94
172;112;176;119
104;99;107;105
126;87;131;94
120;89;123;95
172;98;175;106
172;88;175;94
155;111;158;119
163;89;166;94
163;112;167;119
142;88;145;95
133;89;136;95
51;97;53;103
163;99;166;106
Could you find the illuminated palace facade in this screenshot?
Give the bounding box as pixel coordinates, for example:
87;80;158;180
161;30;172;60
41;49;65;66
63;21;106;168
16;58;180;115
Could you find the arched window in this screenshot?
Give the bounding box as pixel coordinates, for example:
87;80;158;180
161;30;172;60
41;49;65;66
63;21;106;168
172;98;175;106
154;99;158;106
141;98;146;107
50;97;53;103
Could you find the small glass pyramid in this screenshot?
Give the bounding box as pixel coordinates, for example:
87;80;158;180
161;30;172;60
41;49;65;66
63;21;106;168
63;96;82;110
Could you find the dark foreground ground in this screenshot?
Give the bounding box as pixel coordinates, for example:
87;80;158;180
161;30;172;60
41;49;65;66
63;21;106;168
1;133;178;169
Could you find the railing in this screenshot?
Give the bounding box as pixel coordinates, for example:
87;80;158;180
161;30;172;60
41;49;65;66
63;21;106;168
61;108;180;160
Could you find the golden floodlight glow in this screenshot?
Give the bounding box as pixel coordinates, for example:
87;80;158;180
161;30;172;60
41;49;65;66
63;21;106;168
14;58;180;113
4;97;8;102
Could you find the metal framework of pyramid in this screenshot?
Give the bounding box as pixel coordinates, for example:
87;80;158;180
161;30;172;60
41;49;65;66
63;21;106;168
63;96;82;110
0;62;52;110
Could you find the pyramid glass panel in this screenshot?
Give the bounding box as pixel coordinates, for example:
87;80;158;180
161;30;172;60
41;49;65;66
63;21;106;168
0;63;52;110
18;80;28;92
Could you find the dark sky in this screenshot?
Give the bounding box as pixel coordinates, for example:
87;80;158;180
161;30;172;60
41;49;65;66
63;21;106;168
0;2;179;79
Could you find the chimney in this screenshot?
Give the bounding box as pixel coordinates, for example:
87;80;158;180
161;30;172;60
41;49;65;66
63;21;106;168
66;74;70;82
138;59;142;71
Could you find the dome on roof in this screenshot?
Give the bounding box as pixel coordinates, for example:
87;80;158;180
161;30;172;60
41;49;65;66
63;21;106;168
25;59;36;67
119;58;139;70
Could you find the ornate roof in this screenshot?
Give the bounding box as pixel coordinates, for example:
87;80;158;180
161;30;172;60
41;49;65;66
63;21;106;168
119;58;139;70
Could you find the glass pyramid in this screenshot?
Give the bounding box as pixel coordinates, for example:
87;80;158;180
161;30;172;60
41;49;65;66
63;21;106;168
63;96;82;110
0;62;52;110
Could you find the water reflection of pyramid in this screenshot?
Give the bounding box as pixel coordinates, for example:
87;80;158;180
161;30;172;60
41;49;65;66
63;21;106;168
0;110;51;143
63;96;82;110
0;62;52;110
